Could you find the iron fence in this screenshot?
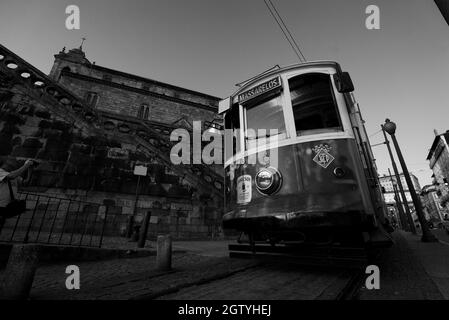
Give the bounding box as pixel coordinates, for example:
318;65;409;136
0;192;221;247
0;192;119;248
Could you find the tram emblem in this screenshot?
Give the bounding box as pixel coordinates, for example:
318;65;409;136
312;144;335;169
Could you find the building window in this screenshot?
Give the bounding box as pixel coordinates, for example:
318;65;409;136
86;92;99;108
137;105;149;120
102;74;112;81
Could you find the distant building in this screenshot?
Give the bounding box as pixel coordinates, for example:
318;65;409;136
378;173;422;225
379;173;421;205
426;130;449;220
421;185;445;223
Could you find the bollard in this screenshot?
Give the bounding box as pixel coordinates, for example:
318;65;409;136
0;244;40;300
138;211;151;248
126;215;134;238
156;235;172;271
131;225;140;242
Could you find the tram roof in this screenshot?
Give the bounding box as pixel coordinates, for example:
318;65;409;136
219;60;344;114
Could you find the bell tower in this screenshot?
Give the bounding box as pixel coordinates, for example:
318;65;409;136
49;41;91;81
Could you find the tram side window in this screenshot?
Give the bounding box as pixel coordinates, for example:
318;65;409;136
245;94;285;141
289;73;342;135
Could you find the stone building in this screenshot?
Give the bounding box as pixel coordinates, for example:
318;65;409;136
426;130;449;220
49;46;219;128
0;44;224;242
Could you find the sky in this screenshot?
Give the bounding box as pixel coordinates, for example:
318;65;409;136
0;0;448;186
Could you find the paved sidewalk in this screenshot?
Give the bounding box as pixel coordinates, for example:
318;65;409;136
400;230;449;299
358;230;447;300
432;228;449;245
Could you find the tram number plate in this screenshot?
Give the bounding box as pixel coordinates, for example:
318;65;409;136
237;175;252;204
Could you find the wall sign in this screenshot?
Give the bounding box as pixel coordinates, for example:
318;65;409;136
133;165;148;176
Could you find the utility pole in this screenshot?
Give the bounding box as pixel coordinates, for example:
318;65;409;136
388;168;407;231
383;119;438;242
381;125;416;233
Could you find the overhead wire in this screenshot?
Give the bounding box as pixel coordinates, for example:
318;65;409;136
263;0;305;63
369;129;382;138
267;0;307;62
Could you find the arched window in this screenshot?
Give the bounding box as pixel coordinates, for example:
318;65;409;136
137;105;149;120
61;66;71;74
85;92;99;108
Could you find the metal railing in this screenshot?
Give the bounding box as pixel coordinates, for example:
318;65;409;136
0;192;117;248
0;192;222;247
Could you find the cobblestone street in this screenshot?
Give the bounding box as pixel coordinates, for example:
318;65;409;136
27;252;256;300
1;230;446;300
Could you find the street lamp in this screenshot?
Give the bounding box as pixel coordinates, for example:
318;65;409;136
383;119;438;242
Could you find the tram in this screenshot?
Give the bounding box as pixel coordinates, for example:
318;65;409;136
219;61;392;247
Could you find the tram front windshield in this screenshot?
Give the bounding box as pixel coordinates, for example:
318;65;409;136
245;94;285;141
289;73;342;135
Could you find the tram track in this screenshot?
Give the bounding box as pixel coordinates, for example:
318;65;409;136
155;261;366;300
152;244;382;300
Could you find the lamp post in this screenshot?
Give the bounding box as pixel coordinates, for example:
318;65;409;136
382;125;416;233
383;119;438;242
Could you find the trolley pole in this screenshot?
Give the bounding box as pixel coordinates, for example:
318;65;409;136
382;126;416;233
383;119;437;242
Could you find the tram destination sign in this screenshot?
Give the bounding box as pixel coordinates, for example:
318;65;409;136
238;76;281;103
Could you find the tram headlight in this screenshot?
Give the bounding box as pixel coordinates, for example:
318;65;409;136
255;167;282;195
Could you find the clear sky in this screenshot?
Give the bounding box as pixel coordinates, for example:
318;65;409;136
1;0;448;186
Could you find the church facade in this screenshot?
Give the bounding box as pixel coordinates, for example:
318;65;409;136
0;44;224;241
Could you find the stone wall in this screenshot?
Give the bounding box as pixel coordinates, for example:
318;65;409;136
0;89;222;238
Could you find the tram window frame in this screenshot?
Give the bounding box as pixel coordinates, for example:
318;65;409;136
242;90;287;150
288;73;343;136
224;104;242;162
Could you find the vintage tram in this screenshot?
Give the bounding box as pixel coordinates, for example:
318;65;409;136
219;61;392;248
